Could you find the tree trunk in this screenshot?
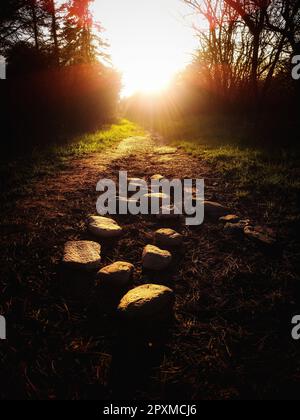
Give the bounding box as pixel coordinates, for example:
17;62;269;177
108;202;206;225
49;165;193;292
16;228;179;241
30;0;39;50
49;0;60;65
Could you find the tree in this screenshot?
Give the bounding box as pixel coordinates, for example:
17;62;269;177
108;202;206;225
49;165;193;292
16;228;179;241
182;0;299;103
61;0;109;65
42;0;60;64
0;0;46;54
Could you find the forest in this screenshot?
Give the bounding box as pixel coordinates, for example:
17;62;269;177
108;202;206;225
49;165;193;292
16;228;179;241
0;0;121;154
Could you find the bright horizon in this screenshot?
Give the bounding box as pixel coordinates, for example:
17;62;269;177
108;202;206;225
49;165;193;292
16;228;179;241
92;0;199;97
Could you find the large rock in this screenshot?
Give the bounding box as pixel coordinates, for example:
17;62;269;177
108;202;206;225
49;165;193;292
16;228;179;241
88;216;123;238
63;241;101;271
204;201;230;219
118;284;174;319
97;261;134;287
142;245;172;270
155;228;183;248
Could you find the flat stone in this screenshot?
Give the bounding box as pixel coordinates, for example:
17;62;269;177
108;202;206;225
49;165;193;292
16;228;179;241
244;225;276;246
97;261;134;287
155;147;177;155
142;245;172;271
88;216;123;238
118;284;174;319
63;241;101;271
219;215;240;223
155;228;183;247
204;201;230;219
151;174;165;181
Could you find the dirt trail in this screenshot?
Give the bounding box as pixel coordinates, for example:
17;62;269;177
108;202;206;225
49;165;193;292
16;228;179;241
17;134;216;219
1;133;298;400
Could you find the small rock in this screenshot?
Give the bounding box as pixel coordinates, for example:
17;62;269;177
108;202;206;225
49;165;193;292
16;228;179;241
244;226;276;246
156;147;177;155
204;201;230;219
97;262;134;287
151;174;165;181
142;245;172;270
88;216;123;238
63;241;101;271
118;284;174;319
219;215;240;223
155;229;183;247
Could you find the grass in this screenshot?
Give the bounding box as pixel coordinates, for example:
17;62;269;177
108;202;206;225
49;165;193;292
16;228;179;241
1;115;300;400
156;115;300;225
0;119;145;212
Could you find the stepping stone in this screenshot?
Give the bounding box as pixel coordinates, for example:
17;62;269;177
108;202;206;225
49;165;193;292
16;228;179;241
151;174;165;181
88;216;123;238
244;225;276;246
142;245;172;271
118;284;174;320
97;261;134;287
155;228;183;248
204;201;230;219
63;241;101;271
219;215;240;223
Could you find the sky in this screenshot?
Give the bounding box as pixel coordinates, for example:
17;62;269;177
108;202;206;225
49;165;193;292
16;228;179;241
92;0;199;96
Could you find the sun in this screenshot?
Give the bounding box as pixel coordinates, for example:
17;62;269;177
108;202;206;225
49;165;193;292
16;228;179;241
122;62;173;97
92;1;197;98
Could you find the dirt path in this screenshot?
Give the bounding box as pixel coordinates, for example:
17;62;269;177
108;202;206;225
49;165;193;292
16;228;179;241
1;133;298;400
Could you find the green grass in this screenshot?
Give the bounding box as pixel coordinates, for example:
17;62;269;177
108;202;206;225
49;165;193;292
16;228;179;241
0;119;145;211
51;119;145;159
158;115;300;224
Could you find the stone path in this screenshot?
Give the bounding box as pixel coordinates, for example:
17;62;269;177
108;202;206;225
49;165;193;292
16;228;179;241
60;135;276;322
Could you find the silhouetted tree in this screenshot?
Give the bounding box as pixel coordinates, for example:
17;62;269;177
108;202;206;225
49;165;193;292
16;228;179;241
61;0;109;65
182;0;300;104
